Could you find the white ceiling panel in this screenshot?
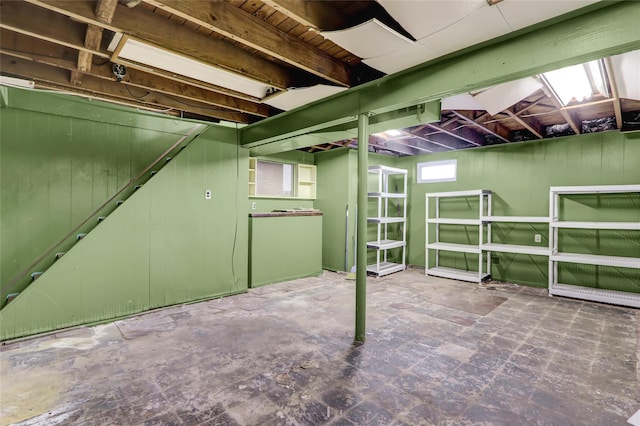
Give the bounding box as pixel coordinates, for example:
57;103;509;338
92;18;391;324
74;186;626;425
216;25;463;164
473;77;543;115
418;4;511;56
441;93;484;111
610;49;640;101
363;43;439;74
496;0;600;31
263;85;347;111
378;0;486;40
321;19;413;59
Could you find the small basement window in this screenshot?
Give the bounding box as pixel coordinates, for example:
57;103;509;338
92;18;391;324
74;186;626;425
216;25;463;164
417;159;457;183
251;159;294;197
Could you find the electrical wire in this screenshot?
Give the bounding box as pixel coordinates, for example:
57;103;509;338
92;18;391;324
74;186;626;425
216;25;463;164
230;122;240;290
162;92;241;114
124;84;149;100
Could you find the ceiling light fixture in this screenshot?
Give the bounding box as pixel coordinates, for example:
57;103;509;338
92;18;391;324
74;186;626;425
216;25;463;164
107;33;275;99
384;129;404;137
541;59;609;106
0;75;35;89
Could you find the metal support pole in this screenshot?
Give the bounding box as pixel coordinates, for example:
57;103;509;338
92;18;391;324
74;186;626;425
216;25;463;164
355;113;368;344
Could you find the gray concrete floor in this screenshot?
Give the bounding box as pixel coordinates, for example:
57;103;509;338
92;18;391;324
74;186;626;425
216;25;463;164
1;269;638;425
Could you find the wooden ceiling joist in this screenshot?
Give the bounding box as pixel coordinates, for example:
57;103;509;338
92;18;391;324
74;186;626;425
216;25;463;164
1;55;250;123
23;0;294;90
401;129;454;150
0;1;110;59
450;111;511;143
71;0;119;85
504;108;544;138
260;0;351;31
604;58;623;130
425;122;485;147
0;30;270;117
141;0;350;86
539;77;581;134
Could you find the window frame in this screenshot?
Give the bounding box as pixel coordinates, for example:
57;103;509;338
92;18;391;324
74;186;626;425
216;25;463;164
416;159;457;183
254;159;295;198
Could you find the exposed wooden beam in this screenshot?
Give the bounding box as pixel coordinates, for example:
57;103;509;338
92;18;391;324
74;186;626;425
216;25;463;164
1;55;250;123
241;1;640;146
539;79;581;134
1;5;268;103
450;111;510;143
425;122;485;147
514;93;549;116
0;32;271;117
142;0;350;86
23;0;294;90
400;140;433;153
401;129;452;150
504;109;544;138
368;138;416;156
72;0;119;85
260;0;350;31
604;58;622;129
0;1;109;59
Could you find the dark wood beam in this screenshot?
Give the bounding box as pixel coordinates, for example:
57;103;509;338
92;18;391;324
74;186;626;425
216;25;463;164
1;4;268;103
142;0;350;86
23;0;294;90
604;58;622;129
539;78;581;134
0;1;109;59
425;122;485;147
504;109;544;138
72;0;119;84
260;0;351;31
514;93;548;116
401;129;453;150
1;55;249;123
0;31;270;117
450;111;511;143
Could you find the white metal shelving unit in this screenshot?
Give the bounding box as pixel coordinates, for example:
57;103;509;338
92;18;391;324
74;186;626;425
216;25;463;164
425;190;491;282
367;165;408;276
549;185;640;308
481;215;550;257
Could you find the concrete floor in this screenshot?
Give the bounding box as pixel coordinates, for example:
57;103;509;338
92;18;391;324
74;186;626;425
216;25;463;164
1;269;638;425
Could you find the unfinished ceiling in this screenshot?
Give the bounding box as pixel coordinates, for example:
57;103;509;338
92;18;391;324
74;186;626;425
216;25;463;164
1;0;639;156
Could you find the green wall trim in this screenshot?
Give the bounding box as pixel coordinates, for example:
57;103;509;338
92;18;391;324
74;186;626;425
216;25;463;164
240;1;639;147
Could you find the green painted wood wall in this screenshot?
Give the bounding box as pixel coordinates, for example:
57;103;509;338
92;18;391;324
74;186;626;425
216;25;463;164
397;131;640;289
314;148;400;272
249;215;322;287
0;88;201;295
1;125;249;340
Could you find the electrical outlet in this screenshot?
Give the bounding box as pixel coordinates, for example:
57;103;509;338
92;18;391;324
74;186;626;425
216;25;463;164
534;234;542;243
252;202;256;210
205;190;212;200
